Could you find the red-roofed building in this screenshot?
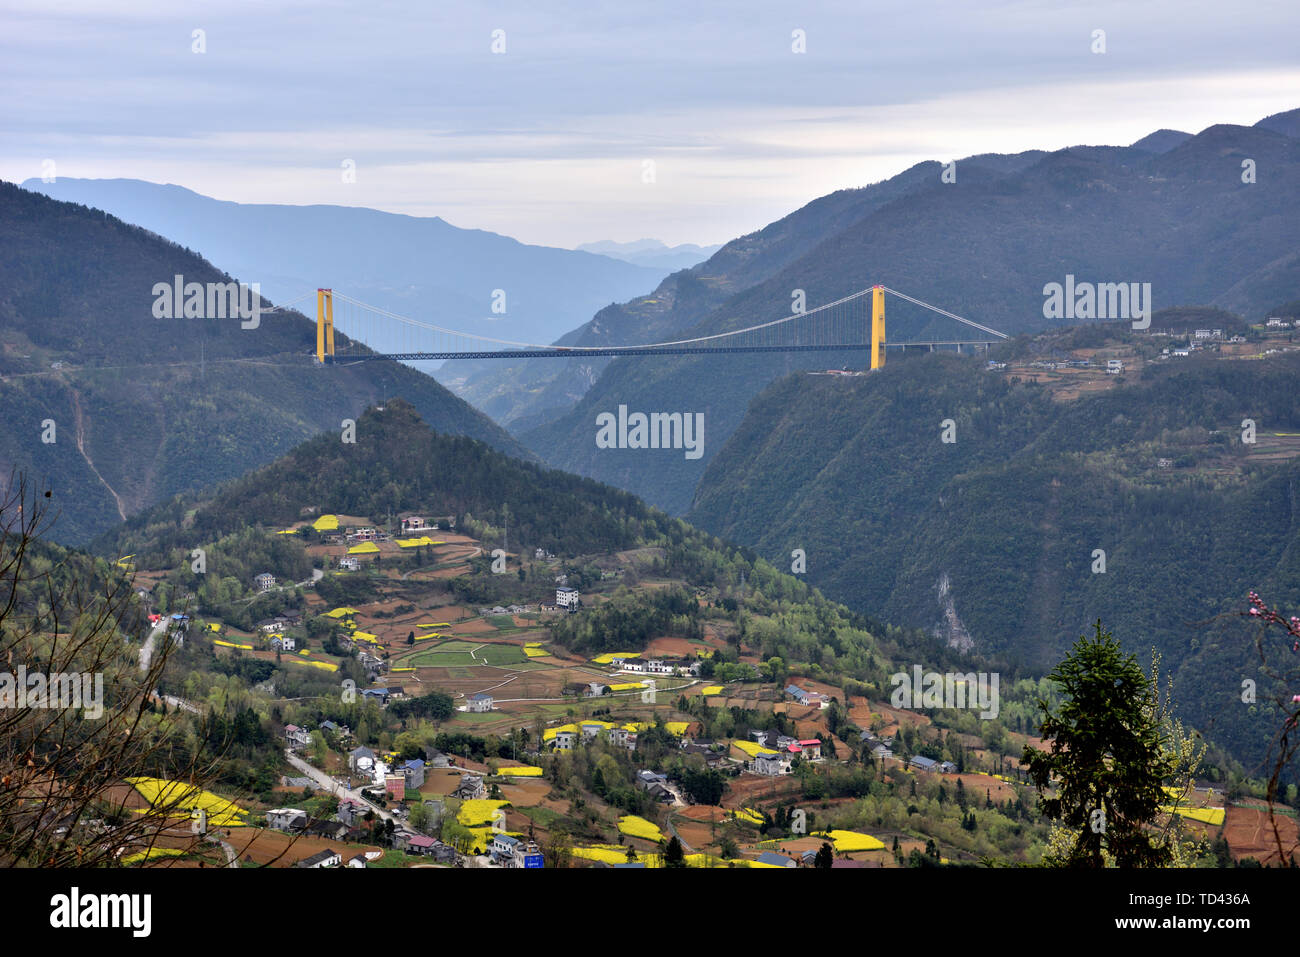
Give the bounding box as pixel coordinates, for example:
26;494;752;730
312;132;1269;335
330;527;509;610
798;739;823;760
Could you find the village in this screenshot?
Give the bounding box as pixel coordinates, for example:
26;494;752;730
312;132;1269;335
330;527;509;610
113;501;1266;871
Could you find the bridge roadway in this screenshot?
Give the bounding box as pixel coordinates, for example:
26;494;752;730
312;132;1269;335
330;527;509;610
326;341;998;362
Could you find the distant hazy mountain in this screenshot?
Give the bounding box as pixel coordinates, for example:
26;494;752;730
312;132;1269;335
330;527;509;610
1129;128;1192;152
0;181;531;545
576;238;722;271
19;177;664;361
521;110;1300;515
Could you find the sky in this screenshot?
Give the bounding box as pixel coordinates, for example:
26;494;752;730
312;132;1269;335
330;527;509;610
2;0;1298;249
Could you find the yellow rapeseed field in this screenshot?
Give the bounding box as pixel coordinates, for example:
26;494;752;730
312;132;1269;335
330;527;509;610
618;815;664;841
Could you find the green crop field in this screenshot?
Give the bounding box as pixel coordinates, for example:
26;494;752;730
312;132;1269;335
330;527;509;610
407;640;526;667
477;644;527;665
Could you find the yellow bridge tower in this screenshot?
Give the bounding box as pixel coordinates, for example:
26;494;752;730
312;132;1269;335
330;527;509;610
870;284;885;370
316;288;335;363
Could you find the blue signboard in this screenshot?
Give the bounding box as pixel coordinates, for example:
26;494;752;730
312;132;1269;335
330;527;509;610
524;854;544;868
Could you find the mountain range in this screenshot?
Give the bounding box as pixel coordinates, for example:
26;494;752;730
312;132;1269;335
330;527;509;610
687;337;1300;768
519;110;1300;515
18;177;666;366
0;181;531;545
575;239;722;271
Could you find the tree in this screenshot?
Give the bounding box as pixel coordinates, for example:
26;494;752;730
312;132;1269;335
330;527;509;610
814;842;834;868
663;835;686;867
1022;621;1175;868
1240;591;1300;865
0;474;246;867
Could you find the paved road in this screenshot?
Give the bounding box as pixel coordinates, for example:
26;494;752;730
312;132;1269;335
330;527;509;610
206;833;238;868
284;749;398;825
138;618;169;672
161;694;200;715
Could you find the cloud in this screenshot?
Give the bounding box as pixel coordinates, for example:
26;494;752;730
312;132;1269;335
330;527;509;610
2;0;1297;246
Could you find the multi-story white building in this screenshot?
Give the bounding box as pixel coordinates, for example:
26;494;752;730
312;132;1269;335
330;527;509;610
556;586;580;609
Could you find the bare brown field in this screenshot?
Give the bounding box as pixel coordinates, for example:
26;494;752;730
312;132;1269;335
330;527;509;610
951;773;1019;802
678;805;726;822
644;635;706;657
1224;800;1300;865
227;827;381;867
448;618;496;634
723;775;804;807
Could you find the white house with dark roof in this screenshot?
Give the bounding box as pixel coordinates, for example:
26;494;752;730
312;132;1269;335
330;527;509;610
266;808;308;831
348;746;376;772
467;692;493;713
296;848;341;868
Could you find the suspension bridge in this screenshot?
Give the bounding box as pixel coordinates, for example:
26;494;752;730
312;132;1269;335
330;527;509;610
310;284;1008;369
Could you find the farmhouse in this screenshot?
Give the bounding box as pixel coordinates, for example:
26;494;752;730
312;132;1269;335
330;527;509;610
797;739;823;760
284;725;311;748
401;833;437;855
490;833;520;864
556;586;581;609
756;851;797;868
401;759;426;789
606;727;635;750
785;684;826;708
753;751;790;776
254;572;276;592
336;801;365;827
295;848;341;868
859;733;894;760
349;746;376;772
636;769;668;790
909;756;956;774
453;774;486;800
753;729;798;752
266;808;307;831
385;773;406;801
338;556;361;571
467;692;494;713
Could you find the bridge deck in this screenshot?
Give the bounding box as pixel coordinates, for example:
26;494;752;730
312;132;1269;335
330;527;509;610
326;341;998;362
